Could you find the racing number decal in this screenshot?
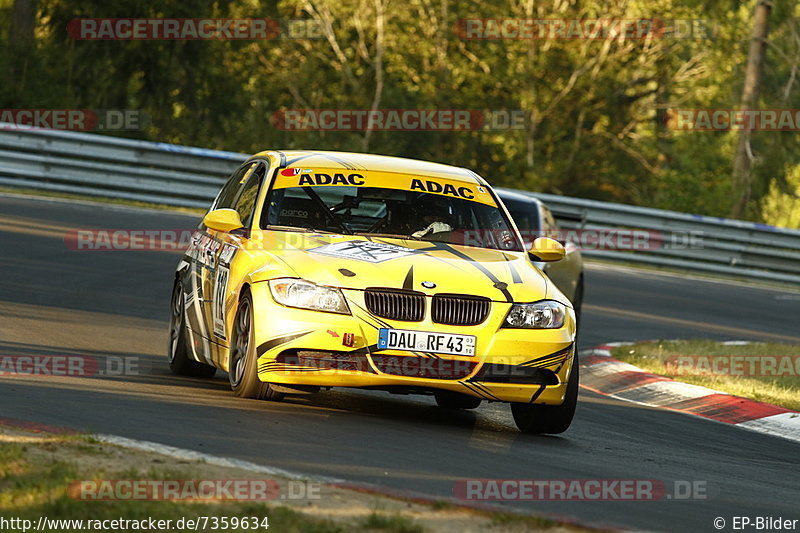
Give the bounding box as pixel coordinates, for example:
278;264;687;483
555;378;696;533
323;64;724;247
211;244;237;340
212;266;229;339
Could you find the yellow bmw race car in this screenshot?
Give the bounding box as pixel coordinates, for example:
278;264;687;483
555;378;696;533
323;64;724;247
169;151;578;433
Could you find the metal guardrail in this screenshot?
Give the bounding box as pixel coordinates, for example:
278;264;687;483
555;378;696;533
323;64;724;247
0;124;245;208
522;192;800;284
1;125;799;284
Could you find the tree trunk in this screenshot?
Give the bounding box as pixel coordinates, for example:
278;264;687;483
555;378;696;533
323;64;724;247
7;0;38;95
730;0;772;219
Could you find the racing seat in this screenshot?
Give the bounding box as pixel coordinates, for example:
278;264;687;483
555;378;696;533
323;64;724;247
276;196;326;229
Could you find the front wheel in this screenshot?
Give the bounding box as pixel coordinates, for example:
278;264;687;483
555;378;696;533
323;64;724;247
168;281;217;378
228;290;284;401
510;352;578;434
571;275;584;327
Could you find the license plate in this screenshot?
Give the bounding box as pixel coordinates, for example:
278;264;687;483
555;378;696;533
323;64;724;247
377;328;476;356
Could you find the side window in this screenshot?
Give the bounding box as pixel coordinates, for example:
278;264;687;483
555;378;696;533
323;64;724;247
233;164;266;227
212;163;257;211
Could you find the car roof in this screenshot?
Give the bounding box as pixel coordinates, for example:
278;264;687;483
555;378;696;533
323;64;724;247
495;187;544;207
250;150;488;186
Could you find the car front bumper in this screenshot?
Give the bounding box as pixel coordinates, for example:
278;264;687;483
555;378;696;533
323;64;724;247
248;283;576;405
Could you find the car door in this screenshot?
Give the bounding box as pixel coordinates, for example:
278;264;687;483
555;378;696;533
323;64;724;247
204;161;267;365
185;162;259;352
540;204;581;301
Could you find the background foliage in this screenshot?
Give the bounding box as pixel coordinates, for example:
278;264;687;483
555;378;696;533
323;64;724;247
1;0;799;225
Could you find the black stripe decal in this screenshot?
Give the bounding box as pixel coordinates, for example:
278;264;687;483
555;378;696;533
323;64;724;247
469;381;502;401
417;241;513;302
528;385;547;404
460;381;490;400
402;266;414;290
518;345;573;367
284;154;315;166
503;254;523;284
256;331;313;357
320;153;365;170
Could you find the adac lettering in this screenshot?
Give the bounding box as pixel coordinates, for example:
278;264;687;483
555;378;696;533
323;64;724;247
298;173;365;186
410;178;474;199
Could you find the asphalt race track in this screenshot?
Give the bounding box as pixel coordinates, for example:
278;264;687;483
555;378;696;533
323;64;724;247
1;193;799;532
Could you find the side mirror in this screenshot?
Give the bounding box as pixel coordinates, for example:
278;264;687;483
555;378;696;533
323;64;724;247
528;237;565;262
203;208;244;232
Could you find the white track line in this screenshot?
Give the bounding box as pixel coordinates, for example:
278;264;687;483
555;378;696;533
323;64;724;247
94;434;342;483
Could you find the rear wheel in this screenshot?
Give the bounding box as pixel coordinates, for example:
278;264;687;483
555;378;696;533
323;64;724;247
434;391;481;410
510;353;578;434
228;290;284;401
168;281;217;378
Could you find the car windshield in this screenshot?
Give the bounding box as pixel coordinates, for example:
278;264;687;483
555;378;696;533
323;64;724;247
500;197;540;233
262;184;523;252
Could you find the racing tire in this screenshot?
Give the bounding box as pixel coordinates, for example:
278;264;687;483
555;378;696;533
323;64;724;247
434;391;481;410
168;281;217;378
228;290;284;401
510;352;578;434
572;275;584;327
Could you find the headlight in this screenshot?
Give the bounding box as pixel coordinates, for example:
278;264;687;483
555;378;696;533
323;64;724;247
268;278;350;314
503;300;566;329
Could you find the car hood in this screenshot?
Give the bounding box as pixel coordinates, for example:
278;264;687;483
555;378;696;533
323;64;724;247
248;232;550;303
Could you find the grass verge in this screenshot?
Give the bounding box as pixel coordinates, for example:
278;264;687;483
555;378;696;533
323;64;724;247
0;426;590;533
611;340;800;411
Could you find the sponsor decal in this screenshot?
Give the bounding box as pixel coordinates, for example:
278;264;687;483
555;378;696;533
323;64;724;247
342;333;356;348
219;243;237;265
308;241;418;263
212;266;229;339
279;209;308;219
298;173;365;186
187;232;222;264
279;167;312;176
410;178;474;199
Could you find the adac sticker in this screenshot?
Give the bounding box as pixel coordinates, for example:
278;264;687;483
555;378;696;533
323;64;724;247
280;168;312;176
